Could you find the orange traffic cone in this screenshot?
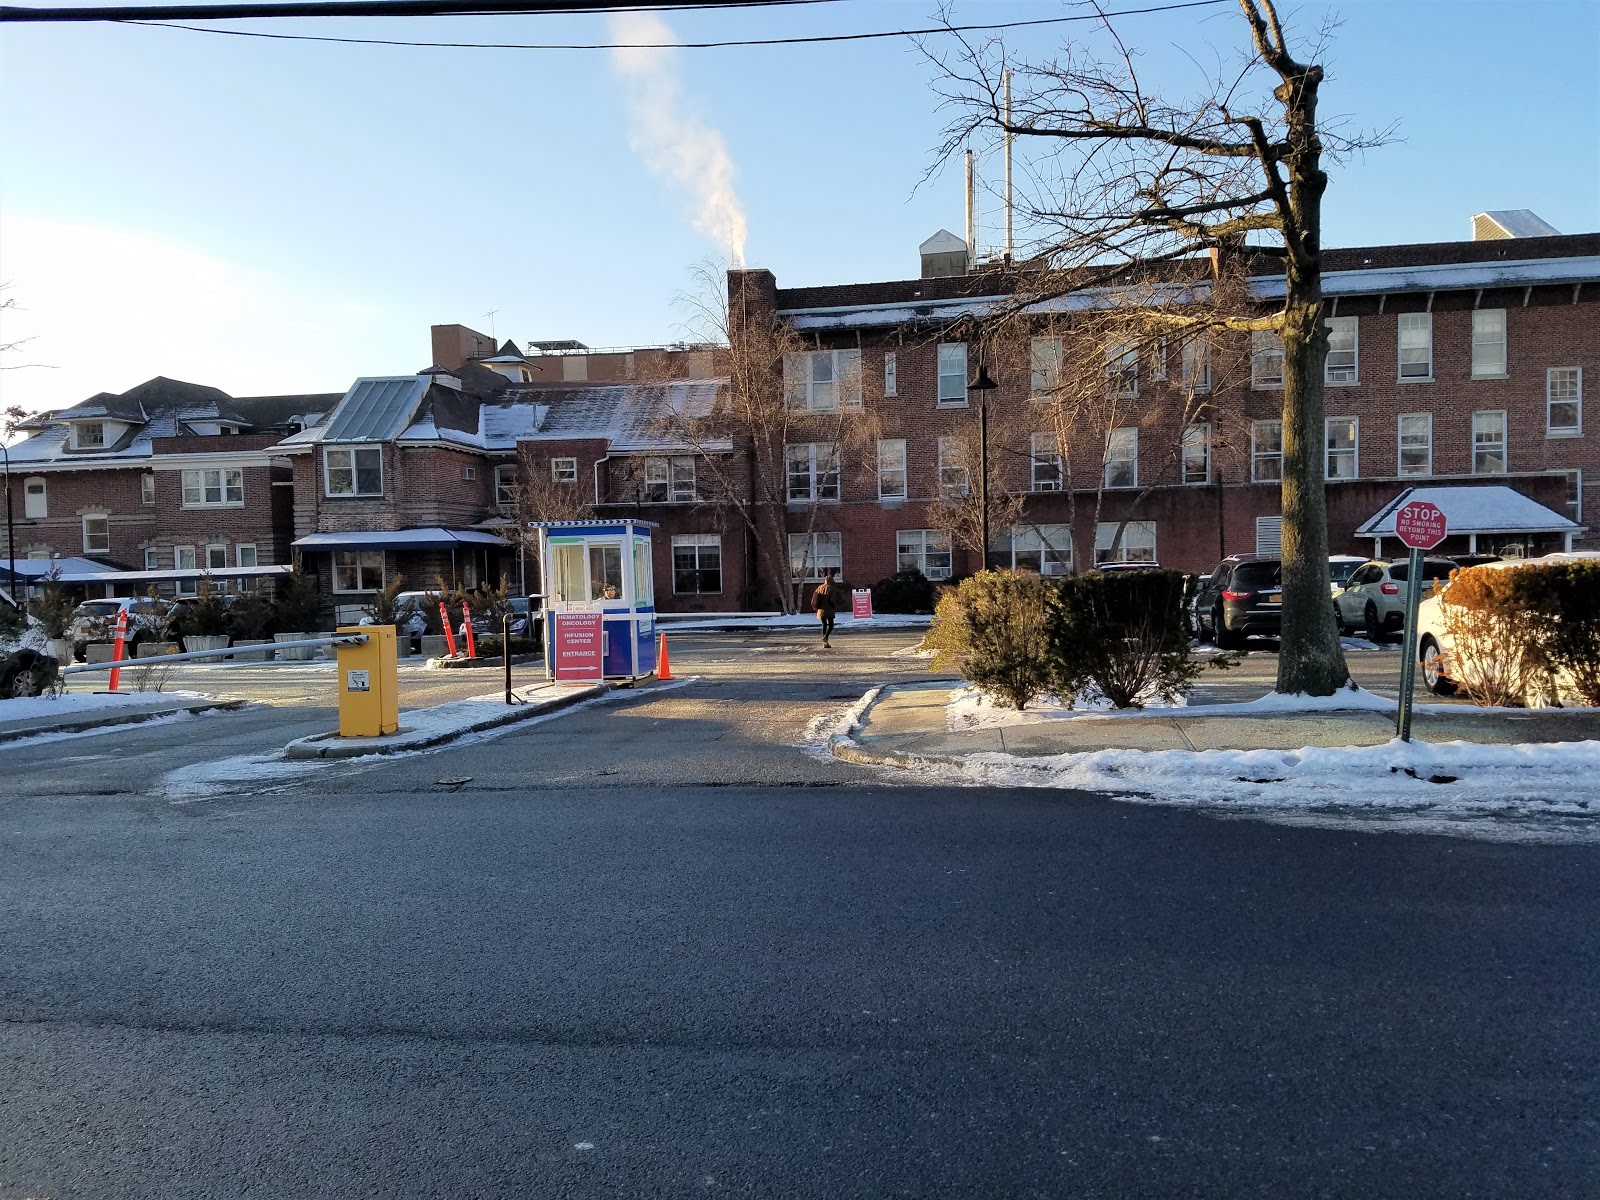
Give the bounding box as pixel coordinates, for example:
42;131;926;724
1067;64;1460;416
657;632;673;680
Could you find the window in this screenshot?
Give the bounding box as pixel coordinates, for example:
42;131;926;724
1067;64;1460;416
1251;330;1284;388
937;437;968;496
1548;367;1583;436
993;524;1072;575
205;544;228;571
672;534;722;594
236;544;258;568
877;439;907;501
23;477;46;519
789;531;842;580
1181;338;1211;392
643;456;697;503
324;446;383;497
937;343;968;406
144;547;159;570
551;457;577;484
1473;410;1507;474
1182;423;1211;484
1551;469;1583;522
1256;516;1283;556
181;468;244;507
1030;432;1063;491
1325;316;1358;384
1030;336;1062;397
75;422;105;449
1399;413;1432;476
1251;420;1283;482
883;352;897;397
495;464;518;506
896;529;953;580
785;349;862;411
1104;427;1137;488
141;473;156;506
587;544;623;598
1326;417;1358;480
1105;341;1138;396
333;549;385;592
176;546;198;597
786;442;840;502
1398;313;1432;380
82;514;110;554
1149;337;1168;381
1095;520;1156;564
1471;309;1507;378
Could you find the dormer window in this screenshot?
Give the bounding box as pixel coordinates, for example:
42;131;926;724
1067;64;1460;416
75;421;106;449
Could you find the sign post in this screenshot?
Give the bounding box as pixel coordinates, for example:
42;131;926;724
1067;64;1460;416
1393;500;1448;742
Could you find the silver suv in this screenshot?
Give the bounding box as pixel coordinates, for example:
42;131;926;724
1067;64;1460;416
1333;558;1457;642
68;596;181;661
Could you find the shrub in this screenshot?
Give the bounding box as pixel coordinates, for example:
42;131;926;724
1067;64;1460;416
473;635;539;659
28;572;76;640
271;570;325;633
365;575;408;626
170;578;231;638
1054;569;1200;708
1508;560;1600;706
922;570;1066;710
226;589;276;640
871;568;935;615
1439;567;1540;707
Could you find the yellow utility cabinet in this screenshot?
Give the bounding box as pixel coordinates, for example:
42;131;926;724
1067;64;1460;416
336;625;399;737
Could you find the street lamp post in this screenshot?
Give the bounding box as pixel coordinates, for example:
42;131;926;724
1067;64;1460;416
969;350;999;571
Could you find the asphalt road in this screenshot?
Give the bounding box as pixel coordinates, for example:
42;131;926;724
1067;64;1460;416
3;630;1596;1198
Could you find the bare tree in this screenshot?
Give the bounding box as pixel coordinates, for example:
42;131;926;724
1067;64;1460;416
493;450;596;597
928;0;1385;694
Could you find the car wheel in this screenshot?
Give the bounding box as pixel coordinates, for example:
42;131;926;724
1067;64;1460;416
72;640;88;662
1364;602;1389;644
1419;637;1457;696
1214;608;1244;650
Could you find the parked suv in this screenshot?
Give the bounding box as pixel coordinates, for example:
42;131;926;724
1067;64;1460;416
1195;556;1282;648
1332;557;1457;642
68;596;182;661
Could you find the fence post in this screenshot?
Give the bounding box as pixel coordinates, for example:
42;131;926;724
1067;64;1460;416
439;602;459;658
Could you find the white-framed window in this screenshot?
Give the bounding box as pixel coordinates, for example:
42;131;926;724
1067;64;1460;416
461;466;477;482
1094;520;1156;564
1550;468;1583;522
181;468;244;507
896;529;953;580
1104;427;1137;488
141;473;156;506
937;343;968;406
333;549;385;593
1182;423;1211;484
1473;410;1507;474
205;544;228;571
877;439;907;501
175;546;198;597
144;547;159;570
23;477;46;519
1251;330;1285;388
785;349;862;411
495;464;518;506
1398;313;1432;381
236;544;258;568
1325;316;1358;384
1256;516;1283;556
551;457;578;484
323;446;383;497
789;531;842;580
1547;367;1583;437
1326;417;1358;481
1181;338;1211;392
1398;413;1432;477
1251;420;1283;482
1471;309;1507;378
671;534;722;594
82;514;110;554
883;352;897;397
1149;337;1168;381
1106;341;1139;397
786;442;840;503
643;455;697;503
1030;336;1063;398
993;524;1072;576
74;421;105;449
937;437;968;496
1030;432;1063;491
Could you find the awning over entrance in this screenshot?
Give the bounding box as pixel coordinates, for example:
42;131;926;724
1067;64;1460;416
292;527;508;551
1357;485;1581;553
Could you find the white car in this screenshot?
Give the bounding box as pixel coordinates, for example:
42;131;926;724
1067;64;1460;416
1415;552;1600;702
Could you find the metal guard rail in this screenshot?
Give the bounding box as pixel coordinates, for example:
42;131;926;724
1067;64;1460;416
58;633;370;675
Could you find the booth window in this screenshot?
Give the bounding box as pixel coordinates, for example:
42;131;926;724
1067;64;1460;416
633;539;654;605
589;543;623;599
551;542;586;604
673;535;721;594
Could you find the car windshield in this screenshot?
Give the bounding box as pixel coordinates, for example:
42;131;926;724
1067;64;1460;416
1232;563;1280;588
1389;561;1456;582
1329;560;1362;585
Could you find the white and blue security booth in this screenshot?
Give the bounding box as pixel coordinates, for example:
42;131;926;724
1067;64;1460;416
535;519;659;681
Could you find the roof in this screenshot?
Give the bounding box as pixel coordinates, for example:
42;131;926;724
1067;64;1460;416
52;390;148;423
319;376;431;443
292;527;508;550
919;229;968;255
5;557;123;584
510;380;725;451
1475;210;1562;238
1357;486;1581;537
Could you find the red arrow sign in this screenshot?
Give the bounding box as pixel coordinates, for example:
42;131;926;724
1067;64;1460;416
1394;500;1448;550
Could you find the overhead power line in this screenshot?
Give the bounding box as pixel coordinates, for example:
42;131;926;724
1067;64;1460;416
0;0;835;22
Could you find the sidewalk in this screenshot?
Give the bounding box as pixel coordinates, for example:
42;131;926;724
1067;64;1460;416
0;694;245;745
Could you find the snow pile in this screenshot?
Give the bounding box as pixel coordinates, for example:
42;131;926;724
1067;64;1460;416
947;684;1186;730
0;689;213;722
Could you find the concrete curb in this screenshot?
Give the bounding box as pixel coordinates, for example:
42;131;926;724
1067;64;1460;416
282;683;611;760
826;681;963;771
0;698;246;745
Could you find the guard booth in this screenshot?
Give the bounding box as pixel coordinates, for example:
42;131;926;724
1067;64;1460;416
535;519;659;681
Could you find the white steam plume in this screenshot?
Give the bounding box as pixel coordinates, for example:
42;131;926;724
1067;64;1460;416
608;11;748;266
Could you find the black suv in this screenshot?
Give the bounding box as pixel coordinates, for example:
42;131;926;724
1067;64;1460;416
1195;555;1282;648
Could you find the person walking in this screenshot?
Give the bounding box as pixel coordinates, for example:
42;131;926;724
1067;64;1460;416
811;567;845;649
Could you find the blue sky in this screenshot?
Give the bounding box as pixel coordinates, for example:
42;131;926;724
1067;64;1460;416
2;0;1596;414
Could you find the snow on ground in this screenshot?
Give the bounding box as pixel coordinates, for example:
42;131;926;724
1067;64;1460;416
662;613;933;632
0;689;214;722
1341;636;1401;653
947;684;1186;730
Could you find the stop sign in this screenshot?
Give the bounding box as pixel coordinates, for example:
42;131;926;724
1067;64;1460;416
1394;500;1448;550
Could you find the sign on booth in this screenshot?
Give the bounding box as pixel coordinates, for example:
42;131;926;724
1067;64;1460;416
553;612;604;682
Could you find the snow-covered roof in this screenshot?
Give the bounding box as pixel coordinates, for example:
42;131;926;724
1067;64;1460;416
514;380;725;451
1357;486;1581;537
1253;255;1600;302
292;527;508;550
